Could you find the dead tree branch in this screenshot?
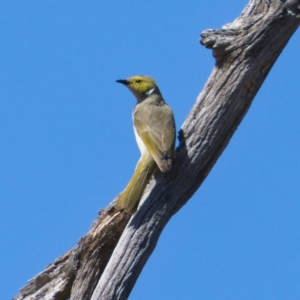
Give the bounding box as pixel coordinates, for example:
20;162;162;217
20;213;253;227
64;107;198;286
13;0;299;299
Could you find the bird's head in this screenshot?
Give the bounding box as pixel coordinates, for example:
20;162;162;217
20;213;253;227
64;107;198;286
116;75;161;102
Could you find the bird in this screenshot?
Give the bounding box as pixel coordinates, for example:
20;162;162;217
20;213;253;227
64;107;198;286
115;75;176;212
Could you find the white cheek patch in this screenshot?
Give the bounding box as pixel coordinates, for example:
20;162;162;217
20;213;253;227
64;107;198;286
145;88;155;95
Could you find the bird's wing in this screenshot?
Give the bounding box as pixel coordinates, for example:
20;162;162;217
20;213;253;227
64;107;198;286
134;100;175;172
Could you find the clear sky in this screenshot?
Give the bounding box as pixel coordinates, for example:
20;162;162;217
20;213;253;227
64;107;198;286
1;1;300;299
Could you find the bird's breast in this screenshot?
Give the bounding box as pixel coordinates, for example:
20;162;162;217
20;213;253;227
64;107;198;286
133;126;146;154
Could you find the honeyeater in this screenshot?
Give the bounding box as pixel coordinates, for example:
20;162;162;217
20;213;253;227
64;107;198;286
115;75;176;212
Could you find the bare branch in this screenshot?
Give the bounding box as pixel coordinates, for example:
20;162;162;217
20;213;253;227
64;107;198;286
91;1;300;299
13;203;133;300
13;0;300;299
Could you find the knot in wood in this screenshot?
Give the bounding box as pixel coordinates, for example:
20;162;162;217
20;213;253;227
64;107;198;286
200;29;238;61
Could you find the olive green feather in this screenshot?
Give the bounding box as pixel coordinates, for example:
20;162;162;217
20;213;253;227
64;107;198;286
115;75;176;212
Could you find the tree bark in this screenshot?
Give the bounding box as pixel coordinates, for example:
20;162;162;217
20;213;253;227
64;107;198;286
13;0;300;299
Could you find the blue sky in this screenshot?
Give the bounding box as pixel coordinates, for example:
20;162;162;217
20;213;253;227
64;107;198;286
1;1;300;299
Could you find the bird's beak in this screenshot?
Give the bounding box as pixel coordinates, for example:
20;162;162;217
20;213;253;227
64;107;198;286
116;79;129;85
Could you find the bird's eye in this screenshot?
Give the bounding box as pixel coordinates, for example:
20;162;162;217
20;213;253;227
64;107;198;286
135;79;141;83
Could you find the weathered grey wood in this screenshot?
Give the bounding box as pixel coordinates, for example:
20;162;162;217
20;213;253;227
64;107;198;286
13;203;133;300
13;0;299;299
91;0;300;299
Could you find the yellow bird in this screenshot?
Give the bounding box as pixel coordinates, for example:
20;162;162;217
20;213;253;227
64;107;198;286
115;75;176;212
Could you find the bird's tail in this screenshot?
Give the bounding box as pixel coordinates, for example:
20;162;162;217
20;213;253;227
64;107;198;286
115;152;157;212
